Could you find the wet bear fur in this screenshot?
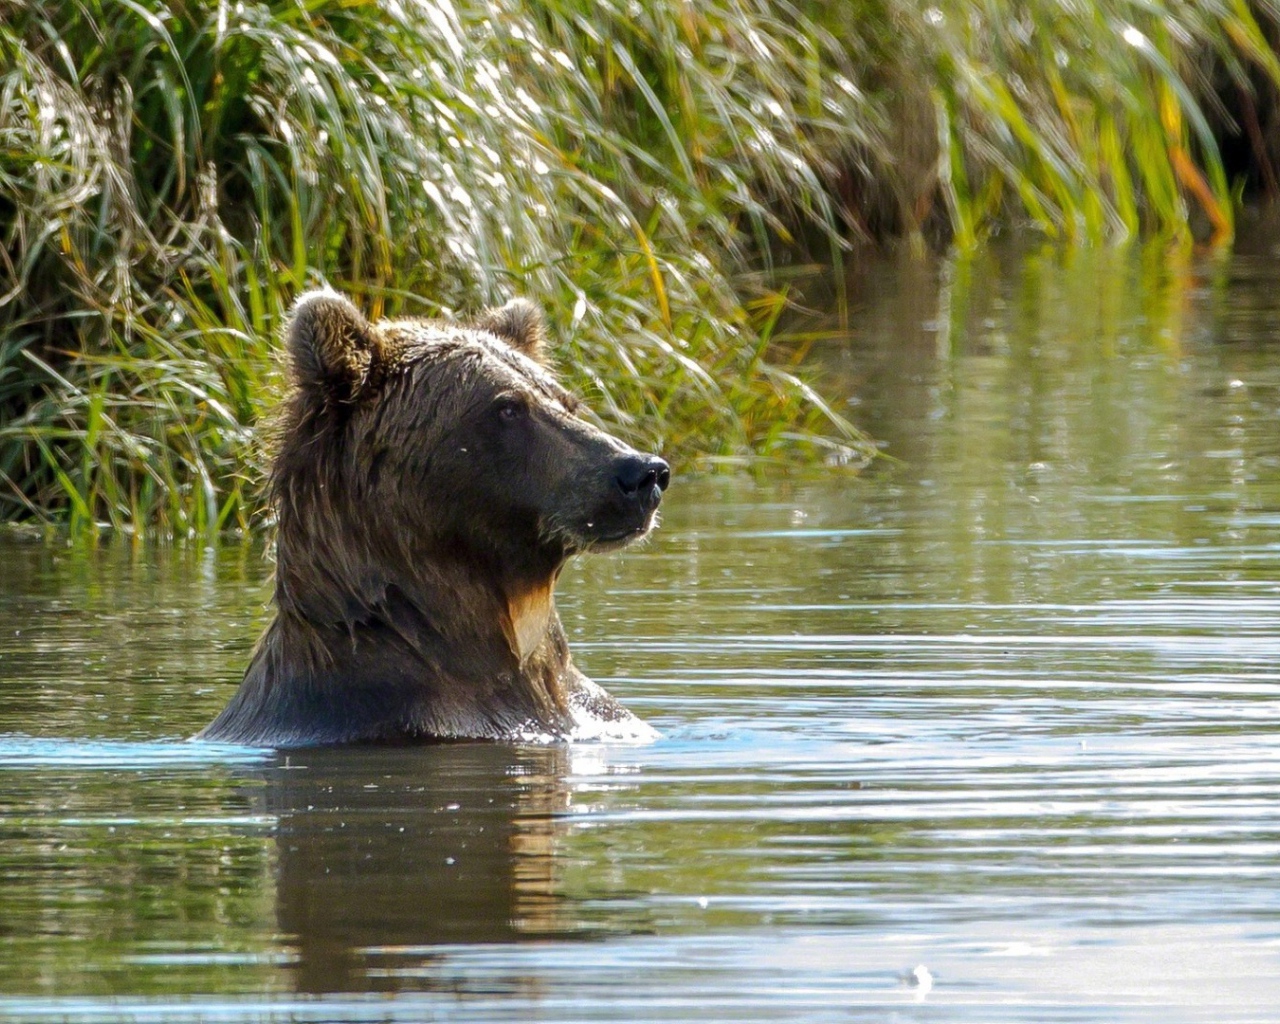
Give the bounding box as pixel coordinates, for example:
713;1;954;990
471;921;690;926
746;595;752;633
198;290;668;747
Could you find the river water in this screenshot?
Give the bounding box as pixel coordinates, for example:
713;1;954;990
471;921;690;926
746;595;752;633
2;232;1280;1021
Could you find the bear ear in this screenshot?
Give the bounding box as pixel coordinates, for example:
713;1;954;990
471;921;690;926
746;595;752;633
286;289;378;402
475;298;547;363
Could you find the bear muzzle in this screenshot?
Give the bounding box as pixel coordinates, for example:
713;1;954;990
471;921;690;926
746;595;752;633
577;452;670;548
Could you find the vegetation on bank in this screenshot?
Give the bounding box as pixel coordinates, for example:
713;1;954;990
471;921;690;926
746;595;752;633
2;0;1279;532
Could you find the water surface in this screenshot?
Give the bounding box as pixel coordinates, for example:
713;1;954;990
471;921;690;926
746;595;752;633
3;236;1280;1020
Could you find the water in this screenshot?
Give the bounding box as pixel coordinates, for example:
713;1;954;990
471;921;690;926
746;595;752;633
4;234;1280;1020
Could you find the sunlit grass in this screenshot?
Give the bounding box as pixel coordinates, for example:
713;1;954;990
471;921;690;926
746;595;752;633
1;0;1277;531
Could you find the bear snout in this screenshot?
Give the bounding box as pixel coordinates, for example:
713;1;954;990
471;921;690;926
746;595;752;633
613;454;670;513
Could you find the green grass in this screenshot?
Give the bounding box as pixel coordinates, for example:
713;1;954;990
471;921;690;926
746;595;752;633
2;0;1278;531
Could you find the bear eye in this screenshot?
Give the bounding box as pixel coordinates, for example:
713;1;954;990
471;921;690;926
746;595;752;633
495;397;526;422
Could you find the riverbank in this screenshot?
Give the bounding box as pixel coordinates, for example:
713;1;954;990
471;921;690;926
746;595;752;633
2;0;1278;530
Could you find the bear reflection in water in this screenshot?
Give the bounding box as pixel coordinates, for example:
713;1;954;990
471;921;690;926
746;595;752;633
199;289;669;747
266;742;628;993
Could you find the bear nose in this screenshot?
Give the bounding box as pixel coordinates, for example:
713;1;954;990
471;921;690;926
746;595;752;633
615;454;670;508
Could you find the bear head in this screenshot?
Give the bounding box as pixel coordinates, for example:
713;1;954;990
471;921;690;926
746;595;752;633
269;288;670;660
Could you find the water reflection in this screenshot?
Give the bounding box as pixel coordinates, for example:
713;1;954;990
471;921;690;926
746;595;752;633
264;744;584;993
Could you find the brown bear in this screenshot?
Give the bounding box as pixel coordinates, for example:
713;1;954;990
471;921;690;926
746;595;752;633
197;289;669;747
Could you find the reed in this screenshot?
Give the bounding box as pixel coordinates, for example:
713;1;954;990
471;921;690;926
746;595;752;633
1;0;1276;530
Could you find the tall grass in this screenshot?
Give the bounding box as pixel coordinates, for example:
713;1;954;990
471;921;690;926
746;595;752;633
1;0;1278;531
858;0;1280;247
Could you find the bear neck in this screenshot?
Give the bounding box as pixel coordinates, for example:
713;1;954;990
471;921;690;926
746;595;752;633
254;524;576;741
